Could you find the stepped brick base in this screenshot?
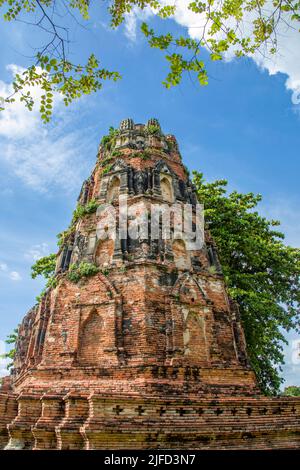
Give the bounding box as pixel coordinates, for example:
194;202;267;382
1;391;300;450
0;394;18;449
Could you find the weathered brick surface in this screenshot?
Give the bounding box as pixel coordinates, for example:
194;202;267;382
1;118;300;449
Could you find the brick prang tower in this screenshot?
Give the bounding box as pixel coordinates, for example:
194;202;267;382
1;118;300;450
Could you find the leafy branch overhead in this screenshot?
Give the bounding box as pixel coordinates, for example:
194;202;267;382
0;0;299;119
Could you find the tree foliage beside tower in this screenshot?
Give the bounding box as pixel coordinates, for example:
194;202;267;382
193;171;300;395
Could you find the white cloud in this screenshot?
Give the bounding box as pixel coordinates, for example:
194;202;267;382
0;64;57;140
24;243;50;261
0;262;8;271
250;26;300;105
125;11;139;41
9;271;22;281
126;1;300;104
124;6;153;41
0;261;22;281
0;65;91;193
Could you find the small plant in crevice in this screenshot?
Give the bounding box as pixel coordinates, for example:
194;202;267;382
140;150;151;160
72;199;99;224
146;125;161;136
208;265;217;275
102;165;113;175
99;156;114;167
57;200;98;250
111;149;122;158
57;226;75;247
166;139;175;152
68;262;100;283
101;267;110;276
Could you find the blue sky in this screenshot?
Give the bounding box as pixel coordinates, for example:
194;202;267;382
0;5;299;385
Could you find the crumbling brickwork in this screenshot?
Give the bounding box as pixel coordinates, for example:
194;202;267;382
1;118;299;449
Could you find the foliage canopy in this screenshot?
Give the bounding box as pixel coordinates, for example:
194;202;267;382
0;0;299;119
283;385;300;396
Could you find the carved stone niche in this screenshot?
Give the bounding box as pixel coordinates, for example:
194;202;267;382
154;160;173;198
172;239;191;271
182;308;208;363
107;175;120;203
77;307;104;365
86;232;97;256
70;233;86;266
134;170;147;195
102;160;129;199
160;174;173;203
135;135;145;149
170;274;210;366
77;303;118;367
95;238;114;267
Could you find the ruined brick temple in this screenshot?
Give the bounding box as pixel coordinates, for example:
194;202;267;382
1;118;299;449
